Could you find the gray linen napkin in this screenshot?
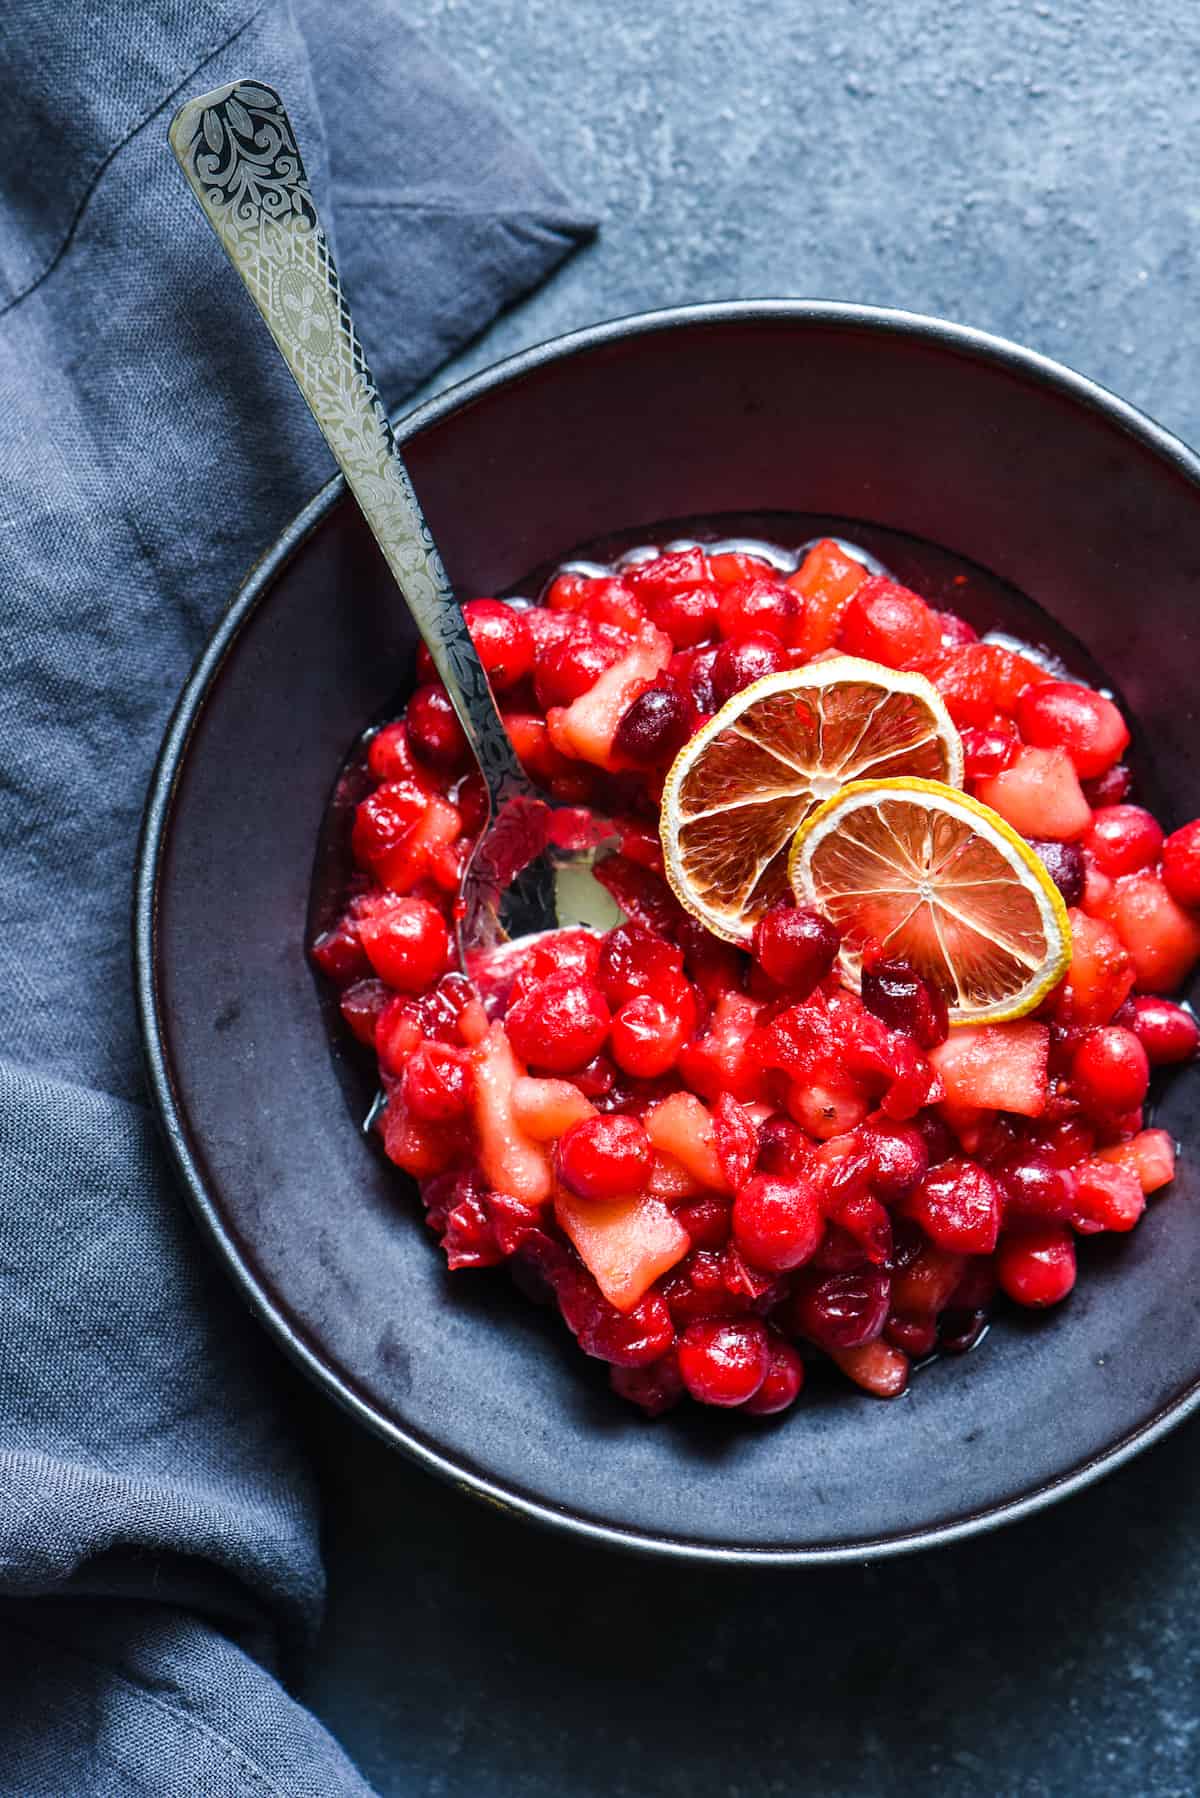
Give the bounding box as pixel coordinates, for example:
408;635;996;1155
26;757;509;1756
0;2;593;1790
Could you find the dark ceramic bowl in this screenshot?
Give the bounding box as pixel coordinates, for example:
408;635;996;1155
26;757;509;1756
136;302;1200;1563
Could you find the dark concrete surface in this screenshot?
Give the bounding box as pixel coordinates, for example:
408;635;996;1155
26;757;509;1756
299;4;1200;1791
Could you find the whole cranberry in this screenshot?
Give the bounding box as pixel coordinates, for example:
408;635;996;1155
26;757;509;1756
462;598;534;690
731;1173;823;1273
613;684;692;765
677;1318;770;1407
743;1334;806;1415
1162;819;1200;910
860;956;949;1048
610;993;692;1078
357;895;451;993
885;1315;937;1358
788;1266;891;1351
711;633;789;707
752;902;840;995
406;683;471;771
534;632;624;708
865;1120;929;1203
906;1158;1003;1255
1128;995;1200;1065
667;644;721;714
839;576;940;668
506;972;611;1074
1082;763;1133;807
610;1352;685;1415
1084;805;1164;878
555;1114;652;1200
717;576;798;643
597;921;685;1007
995;1224;1076;1306
755;1114;814;1179
995;1154;1076;1221
961;720;1020;782
644;584;720;648
1071;1026;1150;1116
401;1042;471;1124
1016;681;1130;778
1027;838;1085;909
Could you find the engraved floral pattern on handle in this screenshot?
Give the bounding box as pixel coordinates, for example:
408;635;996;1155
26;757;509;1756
168;81;531;805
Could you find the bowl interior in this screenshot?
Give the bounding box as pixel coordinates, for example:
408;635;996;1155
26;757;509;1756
144;307;1200;1559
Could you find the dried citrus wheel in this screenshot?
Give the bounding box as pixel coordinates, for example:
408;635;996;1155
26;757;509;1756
788;777;1072;1024
659;657;963;942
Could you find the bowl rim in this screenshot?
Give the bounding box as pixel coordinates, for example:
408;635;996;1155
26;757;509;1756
134;298;1200;1565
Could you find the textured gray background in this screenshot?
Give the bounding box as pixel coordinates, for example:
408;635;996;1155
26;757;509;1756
300;3;1200;1792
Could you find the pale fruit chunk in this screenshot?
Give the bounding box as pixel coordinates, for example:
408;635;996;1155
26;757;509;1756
644;1092;727;1191
549;624;673;769
929;1022;1050;1118
471;1025;552;1206
511;1076;596;1142
828;1339;909;1397
975;746;1092;842
555;1189;689;1312
1097;1129;1177;1195
1100;870;1200;993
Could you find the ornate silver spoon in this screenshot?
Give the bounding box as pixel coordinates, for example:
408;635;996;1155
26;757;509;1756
169;80;617;976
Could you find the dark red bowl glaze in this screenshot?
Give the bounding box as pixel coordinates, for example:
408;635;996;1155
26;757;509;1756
135;302;1200;1563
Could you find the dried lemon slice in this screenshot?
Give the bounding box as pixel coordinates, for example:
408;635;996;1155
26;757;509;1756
788;776;1072;1024
659;658;963;943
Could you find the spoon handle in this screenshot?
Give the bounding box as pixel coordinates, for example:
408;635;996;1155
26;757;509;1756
169;80;530;800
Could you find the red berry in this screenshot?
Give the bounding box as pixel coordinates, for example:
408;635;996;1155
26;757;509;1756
961;719;1020;782
865;1119;929;1202
555;1114;652;1200
597;922;685;1006
1016;682;1130;779
995;1154;1076;1221
612;684;693;764
366;721;434;786
338;978;389;1045
1081;763;1133;808
461;599;534;690
717;576;799;644
358;895;451;993
743;1335;805;1415
731;1173;822;1273
995;1224;1076;1306
310;913;371;985
644;584;720;648
751;903;840;995
610;993;692;1077
1128;995;1200;1065
788;1266;891;1351
839;576;940;668
677;1318;770;1407
1162;819;1200;910
350;782;427;875
906;1158;1003;1254
402;1042;471;1124
711;634;789;706
860;956;949;1048
1071;1026;1150;1117
506;972;610;1074
1026;839;1085;909
406;683;471;772
533;629;625;708
609;1352;685;1415
1085;806;1164;877
885;1316;938;1358
755;1115;815;1179
626;547;708;604
667;643;721;714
